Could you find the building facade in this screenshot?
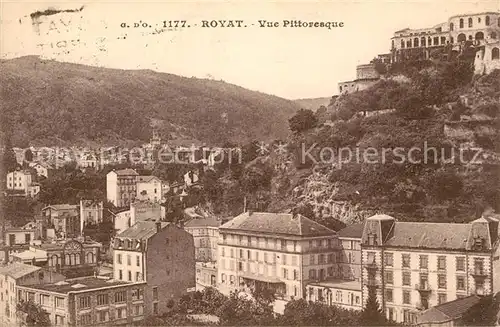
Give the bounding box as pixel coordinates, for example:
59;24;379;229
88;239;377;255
217;212;341;300
474;40;500;75
113;221;195;316
106;169;139;208
42;204;80;239
4;227;37;247
17;277;146;326
391;12;500;62
0;263;65;326
185;217;221;262
136;176;162;203
360;214;499;324
79;200;104;231
338;64;381;95
5;170;40;197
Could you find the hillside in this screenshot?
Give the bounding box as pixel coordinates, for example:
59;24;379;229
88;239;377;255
0;56;300;147
293;97;332;111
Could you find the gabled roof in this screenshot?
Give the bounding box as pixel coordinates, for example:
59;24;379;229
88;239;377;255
338;223;365;239
0;262;41;279
220;212;336;237
136;175;161;183
43;204;78;211
116;221;169;240
185;216;222;228
417;295;481;325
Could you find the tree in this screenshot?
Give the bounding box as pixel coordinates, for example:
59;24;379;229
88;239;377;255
360;287;386;326
2;135;18;173
461;294;500;326
289;109;318;133
17;300;51;326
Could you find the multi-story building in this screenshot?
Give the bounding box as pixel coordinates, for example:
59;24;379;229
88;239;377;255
79;200;104;230
0;262;65;326
136;175;162;203
106;169;139;208
337;222;364;282
360;214;499;324
17;276;146;326
11;238;101;279
5;170;40;197
391;12;500;62
130;200;162;225
113;221;195;316
113;209;132;235
475;40;500;75
42;204;80;239
29;161;53;179
185;216;222;262
217;211;341;300
195;261;217;290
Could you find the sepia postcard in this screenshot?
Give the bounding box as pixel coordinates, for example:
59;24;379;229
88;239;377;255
1;0;500;326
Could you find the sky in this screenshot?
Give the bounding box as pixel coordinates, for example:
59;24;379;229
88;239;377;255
1;0;499;99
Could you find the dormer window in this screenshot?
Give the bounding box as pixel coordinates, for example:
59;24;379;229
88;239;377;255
473;237;485;250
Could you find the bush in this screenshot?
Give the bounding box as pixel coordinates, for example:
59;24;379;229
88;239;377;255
289;109;318;133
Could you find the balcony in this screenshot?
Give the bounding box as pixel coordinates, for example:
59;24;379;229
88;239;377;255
415;282;432;294
471;268;488;280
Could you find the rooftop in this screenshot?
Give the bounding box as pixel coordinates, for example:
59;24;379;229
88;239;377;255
185;216;222;228
220;212;336;237
136;175;161;183
43;204;78;211
111;168;139;176
0;262;41;279
117;221;169;240
417;295;481;324
19;276;142;294
338;223;365;239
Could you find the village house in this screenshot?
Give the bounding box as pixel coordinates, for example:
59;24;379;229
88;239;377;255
112;221;195;316
42;204;80;239
106;169;139;208
5;170;40;197
29;161;54;179
136;175;162;203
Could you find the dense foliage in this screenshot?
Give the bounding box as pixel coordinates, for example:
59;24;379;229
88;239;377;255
17;300;51;326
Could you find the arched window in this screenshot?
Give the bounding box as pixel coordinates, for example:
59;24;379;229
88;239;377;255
391;40;394;49
491;32;497;39
469;35;473;41
414;37;419;47
459;18;464;28
475;32;484;40
421;37;426;46
65;254;71;266
493;48;499;60
428;37;432;46
485;16;490;26
468;17;473;28
50;255;58;267
450;37;454;44
75;253;80;265
401;39;405;48
87;252;94;264
407;39;412;48
449;23;454;31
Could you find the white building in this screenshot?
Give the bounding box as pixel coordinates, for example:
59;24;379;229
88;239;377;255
106;169;139;208
136;176;162;203
29;161;53;179
5;170;40;197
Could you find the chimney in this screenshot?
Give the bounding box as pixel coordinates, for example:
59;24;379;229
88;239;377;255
155;221;161;233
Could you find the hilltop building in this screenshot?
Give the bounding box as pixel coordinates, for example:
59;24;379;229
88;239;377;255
5;170;40;197
338;64;381;95
112;221;195;316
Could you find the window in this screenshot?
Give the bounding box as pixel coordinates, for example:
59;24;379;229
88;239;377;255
136;255;140;266
98;310;109;322
402;272;411;286
438;275;447;289
117;308;126;319
55;297;65;308
319;254;325;264
114;291;126;303
385;289;393;303
492;48;499;60
468;17;473;27
119;270;123;280
132;288;144;300
55;315;65;325
403;290;411;304
438;293;447;305
40;294;50;306
134;304;144;316
283;268;288;279
294;269;299;280
153;287;158;301
310;254;315;265
491;32;497;39
385;271;394;285
474;258;484;274
80;313;92;325
117;254;122;264
420;255;429;269
385;253;393;267
433;36;439;45
460;18;464;28
450;23;454;31
401;39;405;48
367;252;375;264
437;256;446;270
402;254;411;268
97;294;109;306
79;296;91;309
309;269;317;279
486;15;490;26
128;271;132;281
457;276;465;290
441;36;446;44
456;257;465;271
